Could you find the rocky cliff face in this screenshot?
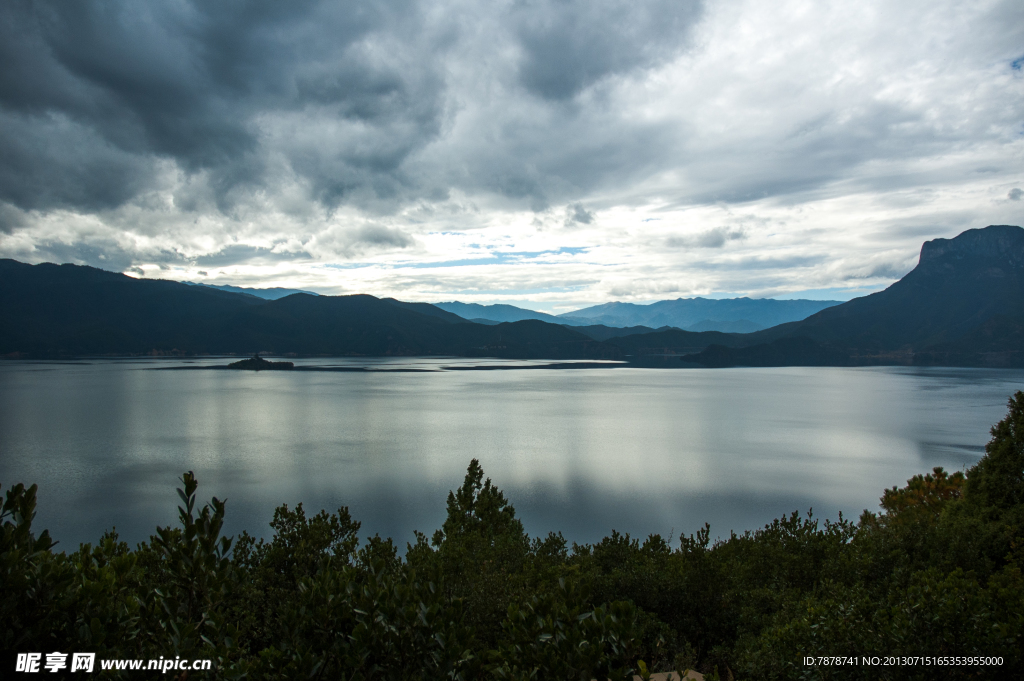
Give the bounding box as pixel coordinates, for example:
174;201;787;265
918;225;1024;268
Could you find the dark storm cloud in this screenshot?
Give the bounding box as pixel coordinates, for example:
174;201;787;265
0;110;157;211
0;0;436;213
0;202;26;234
513;0;703;100
0;1;259;182
354;224;414;248
0;0;708;221
193;245;308;268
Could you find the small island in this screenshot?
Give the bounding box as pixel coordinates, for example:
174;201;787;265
227;354;295;371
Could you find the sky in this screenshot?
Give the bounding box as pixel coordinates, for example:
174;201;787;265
0;0;1021;313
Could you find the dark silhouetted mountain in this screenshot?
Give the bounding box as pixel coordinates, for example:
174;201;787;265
689;337;853;368
222;296;615;358
186;282;319;300
605;328;748;357
685;318;763;333
0;260;619;360
0;260;265;356
558;297;841;331
378;298;467;323
684;225;1024;367
569;325;658;341
913;314;1024;367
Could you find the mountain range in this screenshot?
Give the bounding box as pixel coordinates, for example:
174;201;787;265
556;297;842;332
1;225;1021;367
184;282;319;300
435;297;841;333
433;302;567;325
0;260;615;359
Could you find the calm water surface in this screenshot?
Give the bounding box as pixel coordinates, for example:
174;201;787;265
1;358;1021;550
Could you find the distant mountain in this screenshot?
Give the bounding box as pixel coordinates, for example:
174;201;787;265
439;297;837;333
0;260;618;359
558;297;841;332
434;301;568;324
685;225;1024;367
186;282;319;300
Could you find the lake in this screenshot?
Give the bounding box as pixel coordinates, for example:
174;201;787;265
0;358;1021;551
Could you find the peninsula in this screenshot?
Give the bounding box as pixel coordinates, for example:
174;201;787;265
227;355;295;371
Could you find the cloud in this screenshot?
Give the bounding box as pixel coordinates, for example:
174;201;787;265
22;238;155;273
0;111;162;211
302;222;416;260
0;202;28;234
193;245;307;268
565;203;595;226
666;227;745;249
0;0;1022;306
513;0;703;100
354;224;415;248
0;0;443;214
1010;188;1022;201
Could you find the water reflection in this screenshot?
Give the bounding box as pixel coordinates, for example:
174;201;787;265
0;359;1021;549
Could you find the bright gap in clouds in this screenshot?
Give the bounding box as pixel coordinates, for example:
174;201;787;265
0;0;1021;312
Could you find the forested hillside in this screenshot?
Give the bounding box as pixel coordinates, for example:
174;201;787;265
0;260;619;360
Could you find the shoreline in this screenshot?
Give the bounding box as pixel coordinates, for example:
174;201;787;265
150;361;629;372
